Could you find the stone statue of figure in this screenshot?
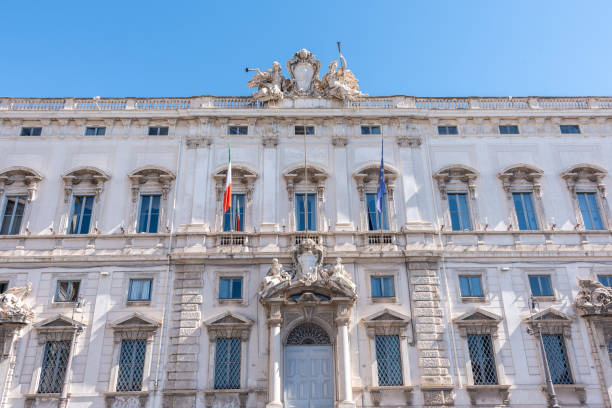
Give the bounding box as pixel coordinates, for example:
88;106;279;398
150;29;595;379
260;258;291;298
320;51;367;102
328;258;356;295
0;282;34;321
246;62;286;103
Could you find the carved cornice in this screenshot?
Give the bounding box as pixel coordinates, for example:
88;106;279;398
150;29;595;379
0;167;43;201
433;165;478;197
396;136;422;148
561;164;608;196
214;165;258;202
128;166;175;202
62;166;110;202
204;311;253;342
575;279;612;316
497;164;544;197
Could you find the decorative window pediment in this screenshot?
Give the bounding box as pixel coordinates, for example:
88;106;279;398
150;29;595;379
34;314;84;343
283;164;328;201
353;162;398;201
362;308;411;338
128;166;175;202
454;308;502;337
561;164;607;196
433;165;480;230
109;313;160;343
498;164;544;196
0;167;43;201
433;165;478;196
526;307;573;338
62;166;110;202
213;164;258;201
204;311;253;342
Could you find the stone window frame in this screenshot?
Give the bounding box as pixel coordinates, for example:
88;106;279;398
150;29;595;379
49;274;86;307
203;312;253;391
60;166;110;234
213;164;258;233
123;272;157;306
127;166;175;234
525;271;558;302
433;165;481;231
352;162;398;232
361;308;412;388
561;164;610;230
283;164;328;232
366;269;401;304
497;164;546;231
213;270;249;306
0;166;42;235
453;309;510;405
455;269;488;303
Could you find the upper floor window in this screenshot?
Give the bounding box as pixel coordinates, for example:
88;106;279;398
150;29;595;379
499;125;519;135
214;337;241;389
360;125;381;135
365;193;388;230
576;192;604;230
68;195;94;234
560;125;580;134
1;196;26;235
438;125;458;135
20;127;42;136
598;275;612;287
223;194;245;232
448;193;472;231
128;279;152;301
116;339;147;391
371;276;395;298
467;334;498;385
219;277;242;300
85;126;106;136
513;192;538;230
295;125;315;135
434;165;479;231
295;193;316;231
459;275;483;297
0;282;7;294
529;275;553;297
55;280;80;302
375;335;403;386
38;340;70;393
228;126;248;135
148;126;169;136
542;334;574;384
138;195;161;233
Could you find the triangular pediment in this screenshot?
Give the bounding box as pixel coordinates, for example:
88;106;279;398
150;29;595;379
454;308;502;324
110;313;160;329
35;314;84;329
205;311;253;327
527;307;572;323
362;308;410;324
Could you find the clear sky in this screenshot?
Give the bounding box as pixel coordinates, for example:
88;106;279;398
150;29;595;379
2;0;611;98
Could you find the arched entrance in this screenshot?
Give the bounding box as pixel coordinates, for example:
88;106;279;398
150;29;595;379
284;323;334;408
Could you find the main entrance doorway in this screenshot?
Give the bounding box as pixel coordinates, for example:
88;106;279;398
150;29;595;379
284;323;334;408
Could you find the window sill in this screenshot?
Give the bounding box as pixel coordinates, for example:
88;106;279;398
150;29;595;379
126;300;152;306
460;296;486;303
371;297;397;303
51;301;78;307
218;298;244;304
531;296;556;302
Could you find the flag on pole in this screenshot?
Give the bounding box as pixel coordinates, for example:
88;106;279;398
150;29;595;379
376;139;386;213
223;147;232;213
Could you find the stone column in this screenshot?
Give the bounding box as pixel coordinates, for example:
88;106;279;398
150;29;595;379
267;303;283;408
332;136;353;231
336;303;355;408
261;136;279;232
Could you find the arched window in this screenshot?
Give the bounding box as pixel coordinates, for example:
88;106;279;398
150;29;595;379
128;166;175;233
497;164;545;230
433;165;479;231
561;164;610;230
352;163;398;232
0;167;42;235
286;323;331;345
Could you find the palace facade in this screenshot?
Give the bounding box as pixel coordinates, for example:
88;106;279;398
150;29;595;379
1;50;612;408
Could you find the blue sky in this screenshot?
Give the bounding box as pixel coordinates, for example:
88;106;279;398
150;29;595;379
2;0;611;97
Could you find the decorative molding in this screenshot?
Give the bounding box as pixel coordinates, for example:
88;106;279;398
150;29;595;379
109;313;160;343
204;311;253;342
61;166;110;202
0;167;43;201
128;166;175;202
497;164;544;197
214;164;258;202
453;308;503;338
525;307;573;338
465;385;510;406
361;308;411;339
34;314;84;344
433;165;478;197
561;164;607;196
575;279;612;316
396;136;422;148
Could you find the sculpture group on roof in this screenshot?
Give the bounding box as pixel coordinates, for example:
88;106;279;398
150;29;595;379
246;46;367;103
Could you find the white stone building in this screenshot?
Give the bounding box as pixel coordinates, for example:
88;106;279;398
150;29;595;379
1;49;612;408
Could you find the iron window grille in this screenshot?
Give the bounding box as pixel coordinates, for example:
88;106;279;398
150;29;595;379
128;279;152;301
459;275;484;297
375;335;403;386
84;126;106;136
228;126;248;135
286;323;331;345
68;195;94;234
20;127;42;136
528;275;553;297
219;278;242;299
148;126;169;136
38;340;71;393
371;276;395;298
608;338;612;356
598;275;612;287
0;196;26;235
542;334;574;384
560;125;580;134
499;125;519;134
137;195;161;233
214;338;241;389
467;334;498;385
447;192;472;231
55;280;80;302
295;125;315;135
438;125;458;135
576;192;604;230
360;125;381;135
512;192;538;230
116;339;147;391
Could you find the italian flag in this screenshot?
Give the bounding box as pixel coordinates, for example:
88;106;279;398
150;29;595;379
223;147;232;212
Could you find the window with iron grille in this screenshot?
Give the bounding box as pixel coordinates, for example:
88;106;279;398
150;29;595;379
459;275;484;297
219;278;242;299
512;192;538;230
295;125;315;135
529;275;553;297
360;125;381;135
228;126;248;135
116;340;146;391
214;338;241;389
55;280;80;302
371;276;394;298
148;126;169;136
598;275;612;287
467;334;498;385
68;195;94;234
448;193;471;231
576;192;604;230
438;125;458;135
85;126;106;136
499;125;519;135
20;127;42;136
38;340;71;393
375;335;403;386
560;125;580;134
128;279;152;301
1;196;26;235
542;334;574;384
138;195;161;233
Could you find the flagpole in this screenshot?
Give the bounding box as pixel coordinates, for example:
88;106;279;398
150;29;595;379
380;130;383;250
303;119;308;236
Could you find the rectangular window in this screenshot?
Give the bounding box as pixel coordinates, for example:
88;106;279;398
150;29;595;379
0;282;7;294
576;192;604;230
375;335;403;386
467;334;498;385
447;193;472;231
214;338;241;389
366;193;389;231
55;280;80;302
68;195;94;234
38;340;71;393
371;276;395;298
360;125;381;135
148;126;169;136
137;195;161;233
295;125;315;135
116;339;147;391
598;275;612;287
459;276;484;297
228;126;248;135
84;126;106;136
295;193;316;231
542;334;574;384
1;196;26;235
529;275;553;297
560;125;580;134
438;125;458;135
223;194;245;232
128;279;152;301
513;192;538;230
20;127;42;136
219;277;242;299
498;125;519;135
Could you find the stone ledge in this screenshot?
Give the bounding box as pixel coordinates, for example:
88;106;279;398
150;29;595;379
366;386;415;406
540;384;586;405
465;385;510;405
420;385;454;406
